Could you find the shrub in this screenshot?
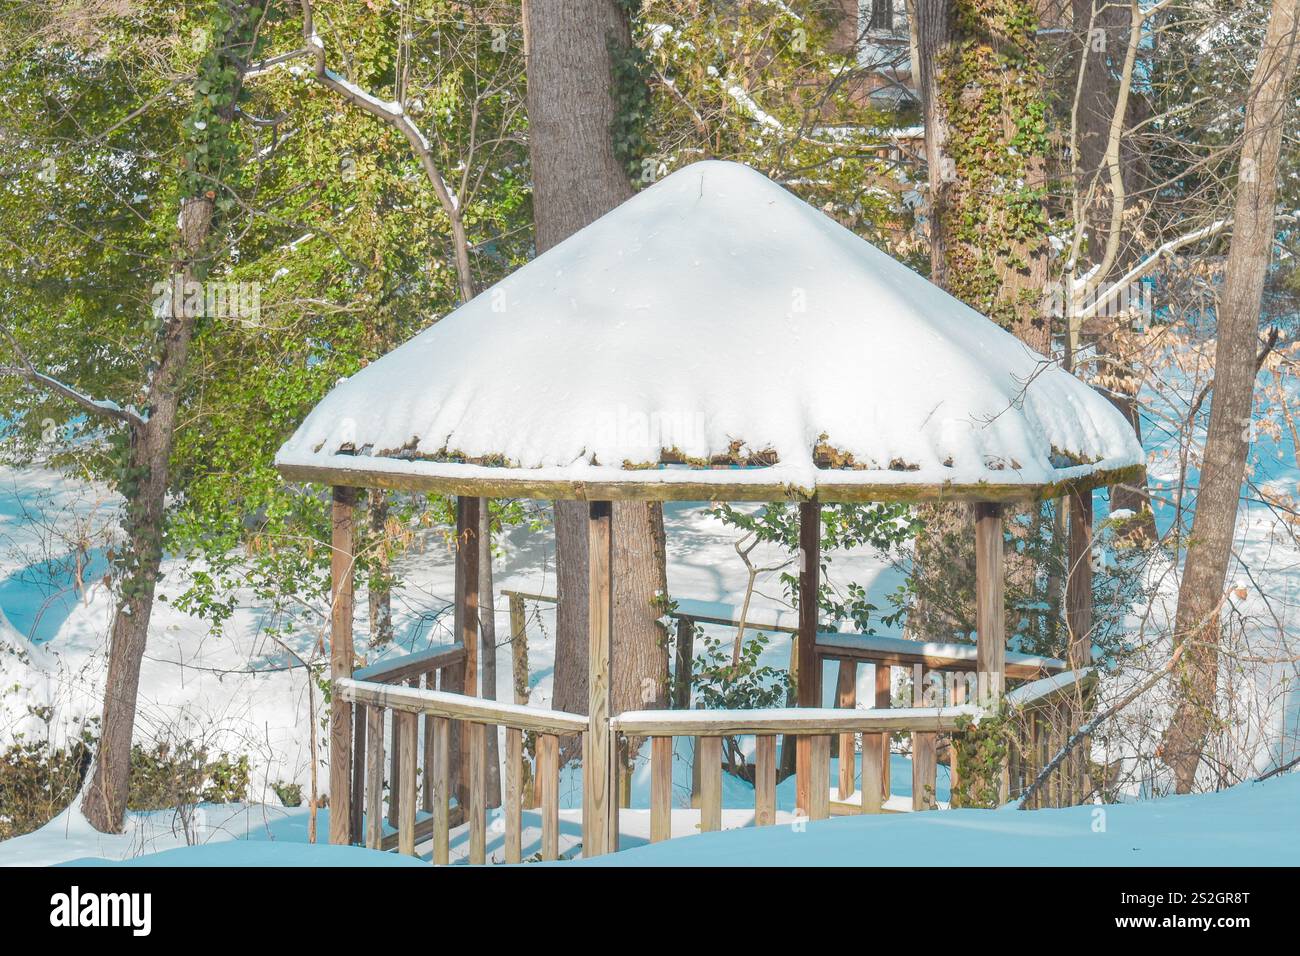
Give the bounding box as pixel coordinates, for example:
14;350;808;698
0;725;95;840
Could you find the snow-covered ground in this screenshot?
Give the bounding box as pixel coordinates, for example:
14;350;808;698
585;773;1300;867
6;768;1293;867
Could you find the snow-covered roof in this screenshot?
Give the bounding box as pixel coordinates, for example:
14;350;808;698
276;161;1143;502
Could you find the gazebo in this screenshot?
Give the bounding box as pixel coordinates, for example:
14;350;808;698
275;161;1144;861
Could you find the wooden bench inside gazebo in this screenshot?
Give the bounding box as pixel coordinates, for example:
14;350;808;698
274;160;1144;863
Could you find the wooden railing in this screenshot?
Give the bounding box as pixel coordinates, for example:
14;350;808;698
813;633;1068;806
611;704;976;841
503;589;1079;817
337;675;588;863
1006;669;1099;808
345;644;464;850
351;599;1096;863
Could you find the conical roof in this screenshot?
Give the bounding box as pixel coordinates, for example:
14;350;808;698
276;161;1142;501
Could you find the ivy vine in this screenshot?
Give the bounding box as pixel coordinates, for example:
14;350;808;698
608;0;653;183
934;0;1049;332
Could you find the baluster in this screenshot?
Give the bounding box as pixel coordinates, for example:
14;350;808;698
505;727;523;863
539;733;559;861
469;722;486;864
388;705;400;828
351;703;367;844
949;670;965;800
365;705;385;849
875;662;892;802
422;670;436;814
861;725;883;814
1038;710;1050;809
836;661;857;801
398;709;418;855
809;735;830;820
1008;712;1022;801
754;735;776;827
650;735;673;842
431;716;450;865
912;731;937;811
698;736;721;832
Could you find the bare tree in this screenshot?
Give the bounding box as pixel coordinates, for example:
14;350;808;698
1162;0;1300;792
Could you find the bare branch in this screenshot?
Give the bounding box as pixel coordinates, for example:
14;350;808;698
296;0;474;303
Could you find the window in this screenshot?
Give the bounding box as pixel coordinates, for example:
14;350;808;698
869;0;893;31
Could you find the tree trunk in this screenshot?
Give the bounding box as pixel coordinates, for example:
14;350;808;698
524;0;670;753
912;0;1052;644
81;197;212;833
524;0;634;254
1163;0;1300;793
916;0;1049;344
915;0;956;291
552;501;589;722
81;2;258;834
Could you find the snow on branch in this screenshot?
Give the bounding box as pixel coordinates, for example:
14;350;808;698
0;325;146;429
1073;218;1232;324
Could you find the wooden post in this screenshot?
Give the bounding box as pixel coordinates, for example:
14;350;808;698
506;602;538;812
795;501;821;812
698;736;722;832
835;660;857;800
456;496;481;695
795;736;811;816
584;501;614;857
329;486;356;846
617;737;632;809
755;735;776;827
975;502;1008;803
453;496;480;807
949;671;965;798
387;674;418;830
350;703;366;843
650;735;673;842
509;593;529;705
974;503;1006;701
387;711;398;830
1067;489;1094;669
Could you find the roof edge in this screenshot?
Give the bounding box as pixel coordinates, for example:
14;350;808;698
274;452;1145;504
